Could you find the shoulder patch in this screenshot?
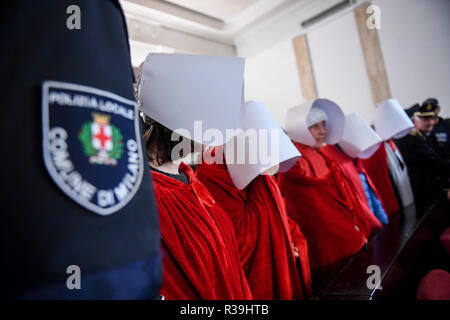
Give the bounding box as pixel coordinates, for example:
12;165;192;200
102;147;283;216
42;81;144;216
435;132;447;143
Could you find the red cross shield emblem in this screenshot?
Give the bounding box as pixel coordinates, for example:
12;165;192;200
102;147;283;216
42;81;144;216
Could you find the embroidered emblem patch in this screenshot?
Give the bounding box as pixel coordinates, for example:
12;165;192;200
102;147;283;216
78;113;124;166
42;81;144;215
435;132;447;143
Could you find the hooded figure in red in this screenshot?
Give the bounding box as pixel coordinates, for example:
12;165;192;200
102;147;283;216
322;112;387;235
360;143;400;217
279;99;369;292
365;98;416;215
197;162;311;299
196;101;312;299
135;54;252;299
322;145;383;237
152;161;252;299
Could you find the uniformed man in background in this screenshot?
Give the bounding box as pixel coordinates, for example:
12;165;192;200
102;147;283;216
425;98;450;159
395;104;450;215
1;0;162;299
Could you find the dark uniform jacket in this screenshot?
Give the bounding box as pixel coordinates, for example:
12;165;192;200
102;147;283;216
395;129;450;214
432;117;450;159
1;0;161;299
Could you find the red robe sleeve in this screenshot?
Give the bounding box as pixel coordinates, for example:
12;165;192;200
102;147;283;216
321;145;383;238
361;143;400;217
287;216;313;298
196;161;312;300
354;158;385;211
277;143;367;291
152;162;252;300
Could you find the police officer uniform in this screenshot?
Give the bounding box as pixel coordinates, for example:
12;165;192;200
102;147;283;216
425;98;450;159
395;104;450;215
1;0;161;299
416;99;442;153
405;103;420;118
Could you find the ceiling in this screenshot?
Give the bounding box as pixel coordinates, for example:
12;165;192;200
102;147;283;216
124;0;294;31
163;0;261;21
121;0;356;60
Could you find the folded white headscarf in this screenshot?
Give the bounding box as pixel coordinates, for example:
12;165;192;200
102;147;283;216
306;107;328;127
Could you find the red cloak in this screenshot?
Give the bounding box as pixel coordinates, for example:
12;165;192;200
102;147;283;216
196;161;312;300
360;143;400;217
322;145;383;238
152;162;252;300
277;142;368;291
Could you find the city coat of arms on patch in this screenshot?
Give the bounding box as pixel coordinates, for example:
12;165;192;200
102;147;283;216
42;81;144;215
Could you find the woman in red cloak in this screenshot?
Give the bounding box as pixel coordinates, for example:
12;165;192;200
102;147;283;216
360;143;400;217
135;53;252;299
322;112;387;234
322;144;384;236
151;155;252;299
279;99;369;292
365;98;416;216
196;101;312;299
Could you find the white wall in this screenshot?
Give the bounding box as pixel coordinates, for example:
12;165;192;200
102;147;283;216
236;0;344;58
241;5;376;126
244;39;302;126
308;11;375;123
374;0;450;118
240;0;450;124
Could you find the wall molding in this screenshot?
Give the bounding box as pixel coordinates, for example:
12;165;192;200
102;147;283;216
354;2;391;103
292;34;318;102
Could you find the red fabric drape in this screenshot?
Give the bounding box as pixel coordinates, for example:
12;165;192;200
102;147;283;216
152;162;252;300
277;142;367;291
361;143;400;217
322;145;383;238
196;161;312;300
